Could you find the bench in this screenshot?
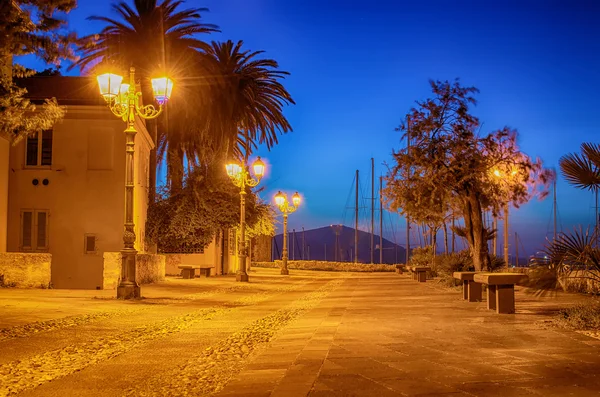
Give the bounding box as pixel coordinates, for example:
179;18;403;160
409;266;430;282
395;264;405;274
453;272;483;302
473;273;529;314
178;265;214;279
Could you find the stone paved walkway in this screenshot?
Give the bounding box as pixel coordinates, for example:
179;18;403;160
0;268;599;396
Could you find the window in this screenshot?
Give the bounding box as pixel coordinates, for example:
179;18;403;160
25;130;53;167
84;234;97;254
20;210;49;251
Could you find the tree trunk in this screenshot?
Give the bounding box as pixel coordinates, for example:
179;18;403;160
168;145;184;193
463;190;491;271
443;222;449;255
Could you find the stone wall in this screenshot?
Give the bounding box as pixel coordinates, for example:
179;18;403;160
0;253;51;288
164;253;217;276
252;260;395;273
103;252;166;289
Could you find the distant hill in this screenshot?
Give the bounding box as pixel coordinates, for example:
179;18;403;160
272;225;406;264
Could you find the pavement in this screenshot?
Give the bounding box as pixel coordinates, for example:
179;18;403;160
0;267;599;397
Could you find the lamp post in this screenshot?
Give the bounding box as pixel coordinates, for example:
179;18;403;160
493;168;517;270
96;67;173;299
226;157;265;282
97;68;173;299
274;191;301;275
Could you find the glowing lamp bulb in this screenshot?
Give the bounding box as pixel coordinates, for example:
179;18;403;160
226;163;241;178
97;73;123;101
274;191;285;207
252;156;265;178
151;77;174;105
292;192;301;207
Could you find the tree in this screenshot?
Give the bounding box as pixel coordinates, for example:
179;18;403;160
384;80;552;270
161;40;296;192
0;0;76;143
73;0;219;201
146;162;267;253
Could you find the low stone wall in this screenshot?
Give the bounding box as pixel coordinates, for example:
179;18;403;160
0;253;51;288
103;252;166;289
137;254;166;284
252;260;395;273
164;254;216;276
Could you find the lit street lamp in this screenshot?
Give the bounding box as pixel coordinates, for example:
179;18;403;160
493;168;517;269
226;157;266;282
274;191;301;275
96;67;173;299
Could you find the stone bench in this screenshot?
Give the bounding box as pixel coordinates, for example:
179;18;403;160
453;271;483;302
178;265;214;279
395;264;405;274
409;266;430;282
473;273;529;314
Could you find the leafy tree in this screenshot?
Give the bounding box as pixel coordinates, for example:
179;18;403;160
73;0;219;201
146;163;269;252
0;0;76;143
384;80;552;270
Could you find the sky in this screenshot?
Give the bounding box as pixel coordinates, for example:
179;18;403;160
19;0;600;258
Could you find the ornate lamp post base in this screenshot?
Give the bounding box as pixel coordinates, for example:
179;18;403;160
280;268;289;275
117;248;141;299
117;284;141;299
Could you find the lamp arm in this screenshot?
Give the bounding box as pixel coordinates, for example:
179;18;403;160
134;93;163;120
108;100;128;120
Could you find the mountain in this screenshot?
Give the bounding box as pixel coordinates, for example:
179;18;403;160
272;225;406;264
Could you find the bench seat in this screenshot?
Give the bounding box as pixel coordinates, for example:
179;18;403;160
473;273;529;314
178;265;215;279
453;271;483;302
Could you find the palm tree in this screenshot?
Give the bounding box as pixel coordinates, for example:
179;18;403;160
160;40;295;191
560;142;600;243
204;40;295;162
72;0;219;201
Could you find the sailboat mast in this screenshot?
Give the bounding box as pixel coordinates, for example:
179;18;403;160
553;178;557;241
380;175;383;264
515;231;518;267
355;169;359;263
371;157;375;264
406;118;411;264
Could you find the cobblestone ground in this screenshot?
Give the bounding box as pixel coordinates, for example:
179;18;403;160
0;268;599;397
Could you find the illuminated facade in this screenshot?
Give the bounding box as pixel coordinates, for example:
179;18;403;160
5;76;153;289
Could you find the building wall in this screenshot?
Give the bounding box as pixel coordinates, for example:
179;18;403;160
103;252;165;289
163;238;220;276
7;106;153;289
0;137;8;252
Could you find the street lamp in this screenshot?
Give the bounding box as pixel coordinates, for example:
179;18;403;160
96;67;173;299
226;156;265;282
274;191;301;275
493;168;517;269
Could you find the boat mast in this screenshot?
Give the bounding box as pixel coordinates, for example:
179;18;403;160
380;175;383;264
553;178;557;241
355;169;359;263
406;117;411;264
371;157;375;264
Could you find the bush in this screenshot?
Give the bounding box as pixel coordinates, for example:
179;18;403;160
554;301;600;330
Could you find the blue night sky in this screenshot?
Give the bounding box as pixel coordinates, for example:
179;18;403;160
20;0;600;257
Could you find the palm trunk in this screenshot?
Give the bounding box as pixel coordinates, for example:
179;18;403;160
443;222;449;255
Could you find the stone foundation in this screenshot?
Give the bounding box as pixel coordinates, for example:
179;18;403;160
103;252;166;289
0;253;51;288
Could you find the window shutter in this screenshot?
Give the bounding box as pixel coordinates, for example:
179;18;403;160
26;133;39;166
21;211;33;249
36;211;48;249
41;129;53;166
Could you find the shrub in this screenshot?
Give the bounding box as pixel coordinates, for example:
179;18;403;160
554;301;600;330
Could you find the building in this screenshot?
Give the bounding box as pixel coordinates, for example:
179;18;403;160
5;76;153;289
